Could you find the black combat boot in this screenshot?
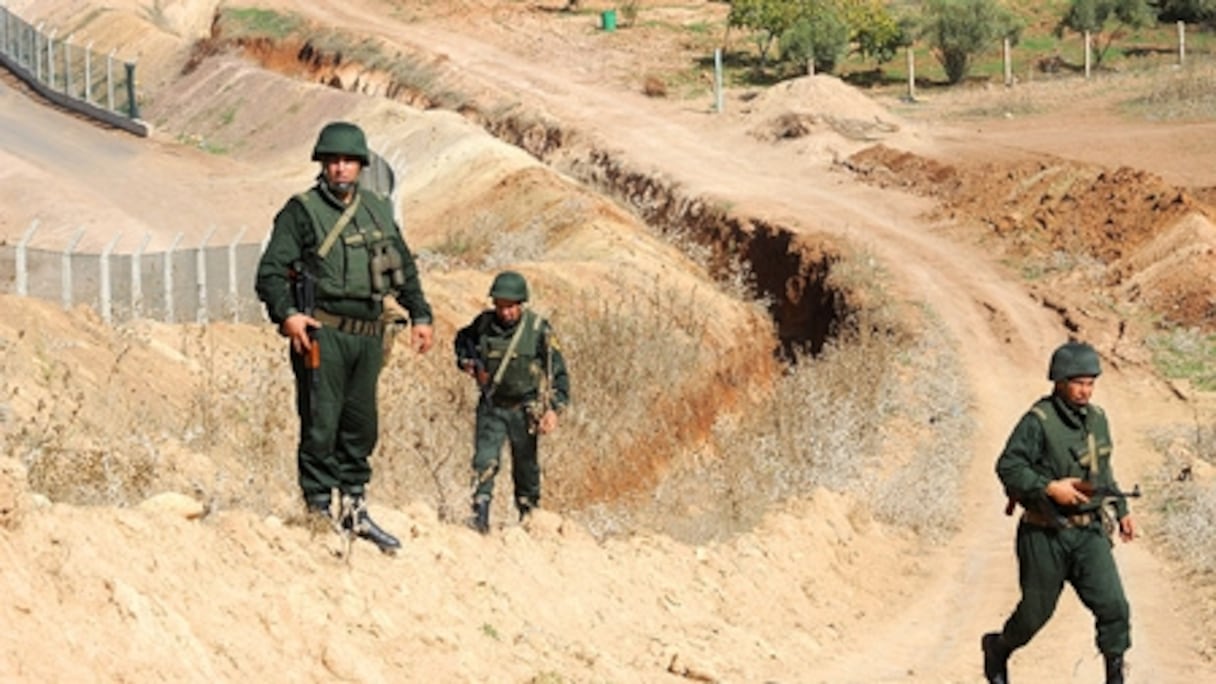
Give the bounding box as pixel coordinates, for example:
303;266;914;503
1104;653;1124;684
981;632;1011;684
341;495;401;554
305;493;333;520
472;496;491;535
517;496;537;523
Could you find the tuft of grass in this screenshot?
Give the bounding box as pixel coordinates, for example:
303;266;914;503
1122;63;1216;122
1146;327;1216;391
219;7;304;41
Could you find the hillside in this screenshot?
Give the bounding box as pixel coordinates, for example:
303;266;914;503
3;1;1216;682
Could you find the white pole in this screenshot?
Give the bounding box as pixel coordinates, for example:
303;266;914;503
1003;37;1012;87
85;40;93;103
61;228;84;311
1084;31;1091;79
132;232;150;318
165;233;183;323
229;226;248;322
196;225;216;324
15;219;40;296
46;28;55;89
107;48;115;111
1178;21;1186;66
99;233;121;324
713;47;724;114
906;47;915;101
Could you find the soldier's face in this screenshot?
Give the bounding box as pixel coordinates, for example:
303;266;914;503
1059;376;1096;406
321;155;363;196
493;298;523;325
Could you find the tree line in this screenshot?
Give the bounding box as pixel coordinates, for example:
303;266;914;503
725;0;1216;84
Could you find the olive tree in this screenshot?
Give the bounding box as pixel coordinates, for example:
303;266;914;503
1054;0;1157;66
921;0;1022;84
730;0;909;74
780;5;851;74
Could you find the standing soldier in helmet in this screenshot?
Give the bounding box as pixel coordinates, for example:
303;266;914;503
453;270;570;534
255;121;434;554
983;341;1136;684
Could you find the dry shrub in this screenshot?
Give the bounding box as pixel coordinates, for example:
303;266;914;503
601;296;973;543
642;75;668;98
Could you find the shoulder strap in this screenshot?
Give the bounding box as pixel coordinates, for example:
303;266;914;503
491;309;533;389
296;190;361;259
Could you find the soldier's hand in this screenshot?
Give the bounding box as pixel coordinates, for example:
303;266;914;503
1119;515;1136;542
1046;477;1090;506
538;409;559;435
411;324;434;354
281;313;321;355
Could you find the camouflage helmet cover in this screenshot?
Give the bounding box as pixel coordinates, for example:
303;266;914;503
312;121;370;164
1048;341;1102;381
488;271;529;302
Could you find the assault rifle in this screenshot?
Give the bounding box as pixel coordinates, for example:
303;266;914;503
455;336;492;400
289;261;320;418
1004;482;1142;528
1077;482;1142;500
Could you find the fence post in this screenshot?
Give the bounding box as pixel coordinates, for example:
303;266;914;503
196;225;216;324
64;34;73;96
1178;21;1186;66
61;228;84;311
106;49;115;111
165;233;183;322
46;28;55;89
1003;37;1012;87
713;48;724;114
906;47;916;101
84;40;94;104
1084;30;1091;79
15;220;40;296
99;233;121;325
229;226;248;322
124;61;139;119
132;232;150;318
33;22;42;81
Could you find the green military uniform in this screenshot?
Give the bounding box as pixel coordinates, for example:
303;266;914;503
453;273;570;528
984;341;1131;684
255;123;432;512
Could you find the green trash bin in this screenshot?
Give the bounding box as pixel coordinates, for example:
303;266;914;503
601;9;617;32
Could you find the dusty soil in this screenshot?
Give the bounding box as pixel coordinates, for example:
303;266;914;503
3;0;1216;682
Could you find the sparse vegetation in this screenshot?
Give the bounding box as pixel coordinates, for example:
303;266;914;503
1147;326;1216;391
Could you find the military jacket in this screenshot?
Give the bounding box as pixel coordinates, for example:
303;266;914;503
996;393;1129;519
255;182;432;324
454;309;570;408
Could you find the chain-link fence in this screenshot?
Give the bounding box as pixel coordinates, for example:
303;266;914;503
1;221;267;325
0;3;146;136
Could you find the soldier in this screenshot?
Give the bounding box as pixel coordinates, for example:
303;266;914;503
453;271;570;534
255;121;434;554
983;341;1136;684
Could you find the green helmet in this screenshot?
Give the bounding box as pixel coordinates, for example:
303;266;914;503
312;121;369;164
1048;341;1101;381
489;271;529;302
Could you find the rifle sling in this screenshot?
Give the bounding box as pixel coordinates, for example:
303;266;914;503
488;310;543;395
296;191;362;260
